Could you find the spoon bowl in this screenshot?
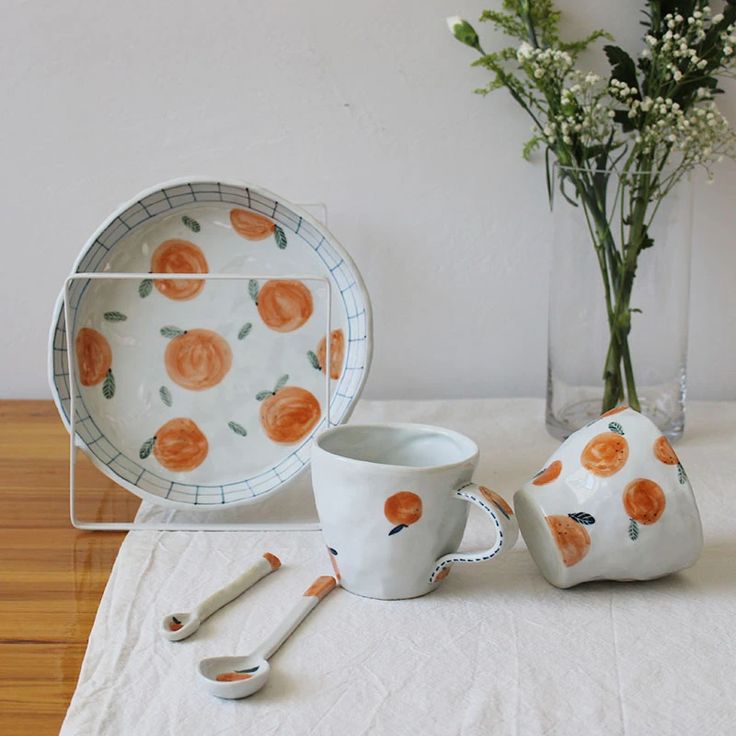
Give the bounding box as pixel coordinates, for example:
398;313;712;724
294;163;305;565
162;612;202;642
198;656;270;699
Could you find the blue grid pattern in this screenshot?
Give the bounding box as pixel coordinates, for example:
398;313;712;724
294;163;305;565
51;183;370;506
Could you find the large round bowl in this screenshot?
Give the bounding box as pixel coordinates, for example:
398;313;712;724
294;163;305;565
48;178;372;509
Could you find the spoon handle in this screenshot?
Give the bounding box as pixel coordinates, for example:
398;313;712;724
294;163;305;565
195;553;281;622
253;575;336;661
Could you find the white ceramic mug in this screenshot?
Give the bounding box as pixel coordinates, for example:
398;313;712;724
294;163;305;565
514;407;703;588
311;423;519;600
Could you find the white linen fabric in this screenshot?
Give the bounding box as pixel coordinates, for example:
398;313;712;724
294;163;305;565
60;399;736;736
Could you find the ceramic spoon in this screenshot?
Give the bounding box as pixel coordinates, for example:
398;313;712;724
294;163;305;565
161;552;282;642
198;575;337;699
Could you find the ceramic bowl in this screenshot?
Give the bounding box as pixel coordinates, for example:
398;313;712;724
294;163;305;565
48;178;372;509
514;407;703;588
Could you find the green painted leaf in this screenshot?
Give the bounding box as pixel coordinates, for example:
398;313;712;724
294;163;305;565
139;436;155;459
238;323;252;340
159;386;172;407
274;374;289;392
307;350;321;370
228;421;248;437
104;311;127;322
160;326;185;338
182;215;201;233
248;279;259;303
608;421;624;435
628;518;639;541
677;463;687;485
102;369;115;399
255;390;273;402
138;278;153;298
274;224;287;249
568;512;596;525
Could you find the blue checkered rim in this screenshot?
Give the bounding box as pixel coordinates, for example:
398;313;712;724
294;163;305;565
48;179;372;508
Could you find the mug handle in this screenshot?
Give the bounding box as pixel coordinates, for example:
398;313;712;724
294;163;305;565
429;483;519;583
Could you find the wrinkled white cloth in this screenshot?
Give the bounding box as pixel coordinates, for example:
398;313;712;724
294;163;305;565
61;399;736;736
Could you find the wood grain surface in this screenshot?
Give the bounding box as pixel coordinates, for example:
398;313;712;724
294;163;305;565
0;400;140;734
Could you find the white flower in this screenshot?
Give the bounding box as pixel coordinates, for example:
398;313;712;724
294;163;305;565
713;13;724;24
534;67;545;79
517;41;534;60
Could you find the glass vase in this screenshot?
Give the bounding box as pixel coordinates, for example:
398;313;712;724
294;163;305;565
546;165;693;441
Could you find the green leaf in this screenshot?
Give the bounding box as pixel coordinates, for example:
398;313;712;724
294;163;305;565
160;326;185;338
307;350;321;370
628;518;639;541
248;279;259;303
102;369;115;399
255;390;273;402
104;311;127;322
274;225;287;249
159;386;172;407
604;45;639;92
182;215;201;233
228;421;248;437
238;323;252;340
139;436;155;459
138;279;153;298
274;374;289;392
608;421;624;435
677;463;687;485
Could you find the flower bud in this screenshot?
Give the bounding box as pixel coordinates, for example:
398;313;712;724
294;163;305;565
446;16;482;51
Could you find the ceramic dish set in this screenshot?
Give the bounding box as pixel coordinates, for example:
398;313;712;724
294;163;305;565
48;179;704;699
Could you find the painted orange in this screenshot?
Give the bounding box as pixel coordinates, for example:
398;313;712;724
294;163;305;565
216;672;253;682
316;329;345;380
229;208;276;240
581;432;629;477
601;405;629;417
168;621;183;632
654;435;679;465
263;552;281;570
623;478;666;525
532;460;562;486
435;566;452;582
151;240;208;301
384;491;423;526
303;575;337;599
260;386;321;444
478;486;514;516
75;328;112;386
257;280;313;333
546;515;592;567
164;329;232;391
153;417;208;472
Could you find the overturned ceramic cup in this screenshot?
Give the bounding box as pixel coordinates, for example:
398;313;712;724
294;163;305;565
514;408;703;588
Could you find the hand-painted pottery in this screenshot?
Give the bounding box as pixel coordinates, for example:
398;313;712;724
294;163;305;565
514;407;703;588
48;179;372;509
311;423;519;600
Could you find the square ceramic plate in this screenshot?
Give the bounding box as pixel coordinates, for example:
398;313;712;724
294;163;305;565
48;179;372;509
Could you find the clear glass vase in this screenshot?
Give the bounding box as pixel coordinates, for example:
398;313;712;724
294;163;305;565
546;165;693;441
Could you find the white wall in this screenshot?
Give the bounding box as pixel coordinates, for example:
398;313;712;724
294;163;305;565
1;0;734;400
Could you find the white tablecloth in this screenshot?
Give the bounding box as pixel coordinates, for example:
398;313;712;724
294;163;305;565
61;399;736;736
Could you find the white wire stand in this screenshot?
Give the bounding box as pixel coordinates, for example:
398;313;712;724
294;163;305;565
64;271;332;532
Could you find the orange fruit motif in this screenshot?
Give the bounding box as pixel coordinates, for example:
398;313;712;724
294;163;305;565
478;486;514;518
230;208;276;240
434;566;452;582
546;515;592;567
581;432;629;477
257;280;313;333
151;240;208;301
260;386;321;444
75;328;112;386
532;460;562;486
385;491;423;535
653;436;679;465
601;405;629;417
164;328;232;391
168;617;183;632
623;478;666;525
153;417;208;472
316;329;345;380
216;672;253;682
